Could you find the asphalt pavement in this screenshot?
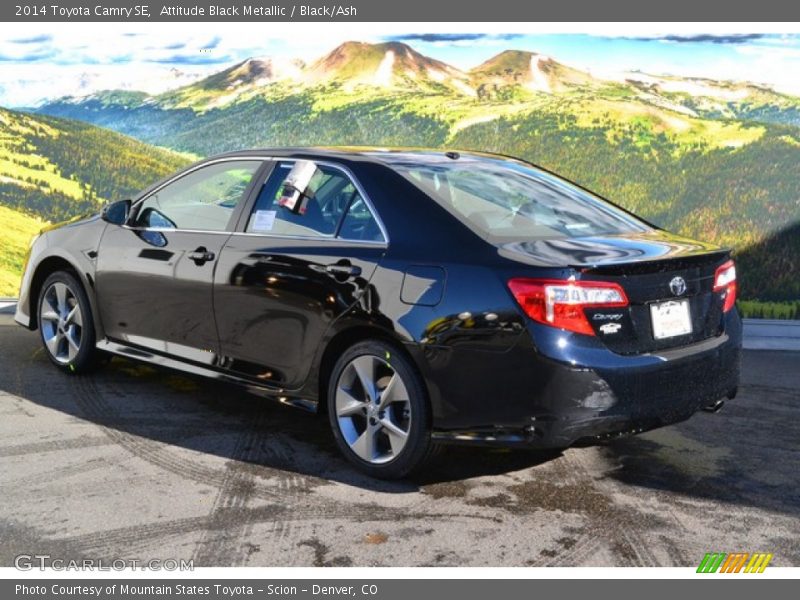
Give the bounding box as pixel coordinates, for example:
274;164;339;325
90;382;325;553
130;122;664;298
0;311;798;567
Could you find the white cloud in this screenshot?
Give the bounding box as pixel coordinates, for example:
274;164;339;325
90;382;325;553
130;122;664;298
2;24;800;105
0;63;213;106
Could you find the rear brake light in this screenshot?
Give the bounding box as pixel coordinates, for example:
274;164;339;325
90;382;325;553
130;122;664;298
507;278;628;336
713;259;737;313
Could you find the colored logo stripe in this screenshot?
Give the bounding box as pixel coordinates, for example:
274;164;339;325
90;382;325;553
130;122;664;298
745;553;773;573
697;552;773;573
697;553;726;573
720;553;749;573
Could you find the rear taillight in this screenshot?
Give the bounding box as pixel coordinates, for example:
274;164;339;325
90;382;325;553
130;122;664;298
713;259;737;313
507;278;628;336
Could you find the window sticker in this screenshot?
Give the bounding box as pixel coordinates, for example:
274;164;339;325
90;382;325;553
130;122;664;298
252;210;277;232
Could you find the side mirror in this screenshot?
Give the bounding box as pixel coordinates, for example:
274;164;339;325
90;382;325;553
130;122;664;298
278;160;318;215
101;199;131;226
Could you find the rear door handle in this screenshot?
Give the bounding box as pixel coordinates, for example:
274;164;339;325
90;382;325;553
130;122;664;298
188;247;215;265
325;263;361;278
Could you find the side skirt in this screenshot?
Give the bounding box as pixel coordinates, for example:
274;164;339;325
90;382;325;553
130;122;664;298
95;339;319;413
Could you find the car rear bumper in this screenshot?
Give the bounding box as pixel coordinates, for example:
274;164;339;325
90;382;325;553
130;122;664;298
426;311;742;448
525;334;740;448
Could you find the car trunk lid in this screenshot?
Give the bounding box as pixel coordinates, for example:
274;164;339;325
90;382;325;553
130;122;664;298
499;230;732;354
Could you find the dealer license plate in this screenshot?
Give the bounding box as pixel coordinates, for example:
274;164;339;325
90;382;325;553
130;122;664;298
650;299;692;339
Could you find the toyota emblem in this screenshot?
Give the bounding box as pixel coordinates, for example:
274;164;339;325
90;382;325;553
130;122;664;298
669;276;687;296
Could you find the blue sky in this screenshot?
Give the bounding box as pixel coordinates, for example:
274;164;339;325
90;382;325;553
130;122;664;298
1;27;799;106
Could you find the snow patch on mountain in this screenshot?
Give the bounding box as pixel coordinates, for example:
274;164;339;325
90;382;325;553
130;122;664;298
373;51;395;87
529;55;552;93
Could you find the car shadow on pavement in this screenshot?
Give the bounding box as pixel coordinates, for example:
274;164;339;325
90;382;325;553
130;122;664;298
596;353;800;519
6;351;562;492
599;427;800;519
6;343;799;512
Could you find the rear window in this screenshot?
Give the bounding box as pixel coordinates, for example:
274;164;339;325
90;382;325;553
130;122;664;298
391;156;650;240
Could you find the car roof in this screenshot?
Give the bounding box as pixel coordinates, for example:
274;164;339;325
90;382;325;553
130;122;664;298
213;146;519;166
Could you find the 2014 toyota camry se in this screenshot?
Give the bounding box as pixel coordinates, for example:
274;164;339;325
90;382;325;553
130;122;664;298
15;148;741;478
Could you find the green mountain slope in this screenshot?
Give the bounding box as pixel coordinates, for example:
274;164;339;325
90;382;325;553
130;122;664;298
0;205;46;296
0;107;191;295
450;110;800;303
0;107;190;221
28;42;800;307
622;73;800;127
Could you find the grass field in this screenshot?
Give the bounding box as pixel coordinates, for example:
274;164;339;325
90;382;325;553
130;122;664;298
0;205;46;297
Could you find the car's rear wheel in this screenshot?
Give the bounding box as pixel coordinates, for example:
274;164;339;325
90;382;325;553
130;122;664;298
38;271;102;374
327;340;433;479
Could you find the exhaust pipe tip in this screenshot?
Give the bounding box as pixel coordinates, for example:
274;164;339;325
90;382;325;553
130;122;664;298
702;399;725;413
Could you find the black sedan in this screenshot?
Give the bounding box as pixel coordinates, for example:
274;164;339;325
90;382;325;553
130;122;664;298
15;148;741;479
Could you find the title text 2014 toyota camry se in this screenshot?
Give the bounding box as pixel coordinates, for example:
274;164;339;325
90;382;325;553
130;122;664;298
15;148;741;478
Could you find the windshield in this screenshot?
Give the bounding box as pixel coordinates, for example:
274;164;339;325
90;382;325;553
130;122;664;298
389;154;650;240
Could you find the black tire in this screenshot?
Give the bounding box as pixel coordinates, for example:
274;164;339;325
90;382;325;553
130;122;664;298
37;271;104;374
327;339;434;479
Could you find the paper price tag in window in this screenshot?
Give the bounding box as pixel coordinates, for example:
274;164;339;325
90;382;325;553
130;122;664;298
252;210;276;232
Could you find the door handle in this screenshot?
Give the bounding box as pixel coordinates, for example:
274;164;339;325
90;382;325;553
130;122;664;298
325;262;361;278
188;247;215;265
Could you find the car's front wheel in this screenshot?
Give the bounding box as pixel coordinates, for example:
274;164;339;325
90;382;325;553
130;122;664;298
327;340;434;479
38;271;102;374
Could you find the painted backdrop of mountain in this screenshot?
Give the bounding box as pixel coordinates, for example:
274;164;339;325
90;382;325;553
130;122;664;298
0;107;190;295
4;41;800;315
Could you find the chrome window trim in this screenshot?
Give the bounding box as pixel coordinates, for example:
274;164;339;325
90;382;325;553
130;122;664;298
123;227;233;235
227;230;388;247
124;155;390;246
124;156;267;235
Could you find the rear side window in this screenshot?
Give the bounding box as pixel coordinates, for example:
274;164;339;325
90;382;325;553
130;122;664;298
338;195;385;242
392;157;649;240
246;162;385;242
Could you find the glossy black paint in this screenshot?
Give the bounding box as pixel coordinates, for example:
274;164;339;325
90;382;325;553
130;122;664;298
496;229;725;268
214;236;385;388
100;198;131;226
95;228;225;362
15;147;742;448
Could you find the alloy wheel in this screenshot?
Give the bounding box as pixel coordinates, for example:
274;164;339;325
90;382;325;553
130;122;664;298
40;281;83;364
334;354;412;464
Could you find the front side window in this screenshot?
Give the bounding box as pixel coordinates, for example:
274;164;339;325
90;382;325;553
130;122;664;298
389;155;650;241
135;160;261;231
246;162;385;242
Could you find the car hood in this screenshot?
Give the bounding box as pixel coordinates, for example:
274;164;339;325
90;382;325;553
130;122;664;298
496;229;728;268
39;212;102;234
